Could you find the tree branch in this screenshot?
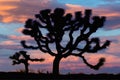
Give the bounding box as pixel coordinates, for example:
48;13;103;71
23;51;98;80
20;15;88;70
34;37;56;56
21;40;39;49
80;55;105;70
30;58;45;62
86;38;111;53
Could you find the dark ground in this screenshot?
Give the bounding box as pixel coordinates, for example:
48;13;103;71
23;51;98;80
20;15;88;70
0;72;119;80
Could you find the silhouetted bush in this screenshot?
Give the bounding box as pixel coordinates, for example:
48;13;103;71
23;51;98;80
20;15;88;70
10;51;44;74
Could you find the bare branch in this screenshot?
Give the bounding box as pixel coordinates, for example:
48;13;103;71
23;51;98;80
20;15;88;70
30;58;45;62
21;40;39;49
86;38;111;53
34;37;56;56
80;55;105;70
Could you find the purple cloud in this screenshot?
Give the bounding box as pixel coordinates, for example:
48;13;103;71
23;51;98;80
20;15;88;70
0;0;67;23
0;45;23;50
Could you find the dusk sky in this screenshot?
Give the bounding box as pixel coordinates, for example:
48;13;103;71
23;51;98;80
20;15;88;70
0;0;120;74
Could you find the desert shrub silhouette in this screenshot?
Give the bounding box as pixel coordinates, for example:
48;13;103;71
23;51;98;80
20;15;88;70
21;8;111;75
10;51;44;74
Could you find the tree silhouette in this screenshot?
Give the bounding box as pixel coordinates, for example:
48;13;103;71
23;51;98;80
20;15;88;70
10;51;44;74
21;8;111;75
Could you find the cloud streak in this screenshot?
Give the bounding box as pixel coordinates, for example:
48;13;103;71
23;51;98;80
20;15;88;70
0;0;67;23
0;0;120;30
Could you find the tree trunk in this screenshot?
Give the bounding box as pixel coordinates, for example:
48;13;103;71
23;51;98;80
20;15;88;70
25;63;29;74
53;56;62;75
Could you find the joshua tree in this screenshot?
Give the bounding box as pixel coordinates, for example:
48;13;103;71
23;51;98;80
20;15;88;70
21;8;111;75
10;51;44;74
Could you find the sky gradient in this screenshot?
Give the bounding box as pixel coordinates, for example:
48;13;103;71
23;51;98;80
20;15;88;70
0;0;120;74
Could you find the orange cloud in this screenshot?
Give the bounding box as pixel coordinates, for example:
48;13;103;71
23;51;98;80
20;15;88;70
0;1;18;22
0;5;17;11
2;16;14;23
0;0;20;2
0;0;64;23
0;1;18;14
0;1;119;30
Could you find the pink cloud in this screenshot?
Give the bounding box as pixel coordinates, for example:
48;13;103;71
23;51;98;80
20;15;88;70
0;45;22;50
27;50;54;65
106;42;120;54
0;59;6;64
0;40;17;45
83;53;120;67
9;35;33;41
16;27;24;33
65;4;85;14
26;47;120;73
98;35;120;55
